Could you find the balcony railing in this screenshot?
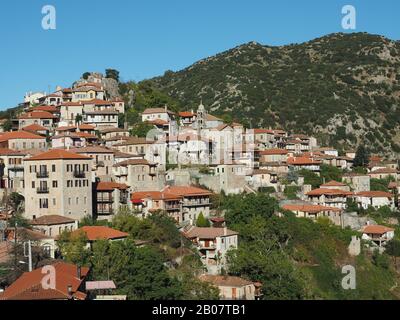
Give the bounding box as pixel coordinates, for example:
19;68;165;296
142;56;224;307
37;187;49;194
97;196;113;203
36;171;49;178
73;171;86;178
8;165;24;171
97;208;114;215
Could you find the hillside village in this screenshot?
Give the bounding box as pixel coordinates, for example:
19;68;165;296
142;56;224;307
0;71;399;300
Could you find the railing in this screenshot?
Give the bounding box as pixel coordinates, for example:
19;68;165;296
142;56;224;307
36;171;49;178
8;165;24;171
97;196;113;203
97;208;114;215
73;171;86;178
37;187;49;194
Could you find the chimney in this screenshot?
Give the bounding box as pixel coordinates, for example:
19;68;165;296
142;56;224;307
77;266;81;279
224;227;227;236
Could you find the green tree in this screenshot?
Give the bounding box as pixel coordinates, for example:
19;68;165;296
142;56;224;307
57;230;90;266
82;72;91;80
105;69;120;82
298;169;323;189
75;114;83;125
353;145;370;168
196;212;210;227
385;240;400;268
320;164;343;183
2;119;12;132
129;122;155;138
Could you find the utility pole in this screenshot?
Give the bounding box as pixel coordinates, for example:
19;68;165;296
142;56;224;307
23;240;32;272
14;222;17;277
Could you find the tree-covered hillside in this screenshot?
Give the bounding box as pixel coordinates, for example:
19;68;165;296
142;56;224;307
148;33;400;156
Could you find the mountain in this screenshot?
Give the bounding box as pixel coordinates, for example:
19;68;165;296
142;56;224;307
147;33;400;157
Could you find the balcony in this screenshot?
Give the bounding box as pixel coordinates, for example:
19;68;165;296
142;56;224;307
97;195;113;203
8;165;24;172
97;208;114;215
36;171;49;178
37;187;49;194
183;200;210;207
73;171;86;178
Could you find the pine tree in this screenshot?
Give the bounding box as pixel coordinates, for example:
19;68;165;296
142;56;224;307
196;212;210;227
353;145;370;168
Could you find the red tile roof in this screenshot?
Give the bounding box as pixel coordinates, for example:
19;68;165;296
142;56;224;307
260;148;288;155
164;185;212;196
24;149;91;161
282;203;342;213
0;262;89;300
184;226;238;239
82;99;113;105
356;191;393;198
29;105;59;113
306;188;353;196
0;131;45;142
73;226;128;241
96;181;128;191
362;225;394;235
22;124;48;132
18;111;57;119
30;215;76;226
179;111;196;117
288;157;321;165
320;180;347;187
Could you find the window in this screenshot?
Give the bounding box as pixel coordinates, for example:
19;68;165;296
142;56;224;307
52;181;58;188
53;198;56;206
52;165;56;172
76;197;79;205
32;181;35;188
39;199;48;209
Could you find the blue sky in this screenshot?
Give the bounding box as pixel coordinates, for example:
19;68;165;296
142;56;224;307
0;0;399;109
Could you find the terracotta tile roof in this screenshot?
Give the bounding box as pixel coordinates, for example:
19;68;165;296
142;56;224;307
164;185;212;196
24;149;91;161
199;275;253;287
58;102;82;107
6;227;53;241
0;148;24;156
82;99;113;105
179;111;196;117
0;131;45;142
361;225;394;235
260;148;288;155
78;124;96;130
73;226;128;241
288;157;321;165
55;126;77;132
184;226;238;239
147;119;169;126
282;203;342;213
98;127;128;134
70;146;114;154
22;124;48;132
96;181;128;191
74;132;98;139
30;215;76;226
113;137;153;146
131;191;182;201
369;168;398;174
29;105;59;113
320;180;346;187
306;188;353;196
142;107;175;115
253;129;274;134
356;191;393;198
18;111;57;119
0;262;89;300
113;159;150;167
